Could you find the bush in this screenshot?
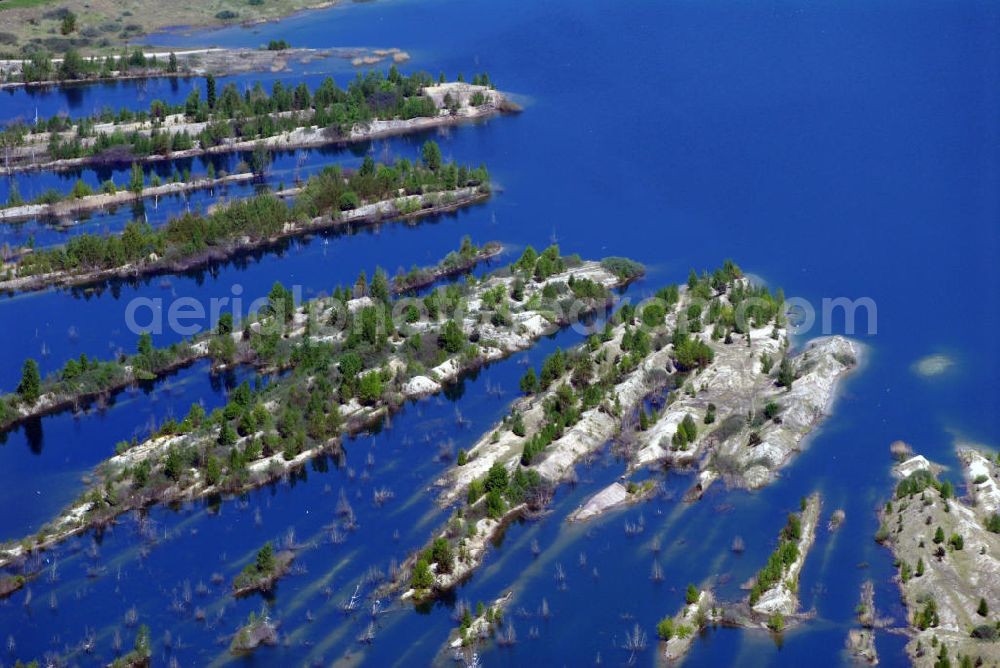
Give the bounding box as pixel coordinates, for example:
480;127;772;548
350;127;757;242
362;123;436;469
411;559;433;589
656;617;674;640
600;256;644;281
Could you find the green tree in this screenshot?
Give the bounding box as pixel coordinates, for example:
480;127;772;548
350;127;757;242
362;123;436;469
217;312;234;335
137;332;154;356
58;48;85;79
357;371;384;405
218;421;238;446
430;537;454;573
204;455;222;486
484;461;508;493
133;624;151;658
163;446;185;480
369;267;390;304
685;584;699;605
412;558;434;589
656;617;674;640
933;526;945;544
256;542;275;573
128;162;144;194
60;12;77;35
777;357;795;388
421;140;442;171
17;359;41;404
519;368;538;394
438;320;465;353
338;191;359;210
206;74;217;109
251;142;269;177
167;52;178;73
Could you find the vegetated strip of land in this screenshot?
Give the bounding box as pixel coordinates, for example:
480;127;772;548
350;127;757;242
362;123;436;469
385;261;780;599
0;69;514;175
0;248;641;569
651;493;821;664
0;45;408;88
382;262;854;612
0;0;343;57
0;148;491;294
0;237;502;435
0;170;254;223
876;449;1000;667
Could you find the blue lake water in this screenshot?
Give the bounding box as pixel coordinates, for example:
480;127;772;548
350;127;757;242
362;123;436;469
0;0;997;664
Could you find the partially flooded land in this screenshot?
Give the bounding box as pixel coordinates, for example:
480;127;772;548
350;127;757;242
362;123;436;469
0;237;502;435
563;271;860;523
876;449;1000;667
0;248;637;568
0;46;407;88
0;148;491;293
0;71;514;175
386;263;847;610
0;170;254;223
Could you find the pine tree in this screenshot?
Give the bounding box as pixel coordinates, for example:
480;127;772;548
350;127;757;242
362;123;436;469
519;368;538;394
933;526;945;544
777;357;795;388
421;140;442;171
206;74;217;109
17;358;41;404
978;597;988;616
256;542;275;573
137;332;154;356
128;162;144;194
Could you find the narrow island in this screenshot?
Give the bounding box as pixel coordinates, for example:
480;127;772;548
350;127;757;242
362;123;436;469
0;237;501;436
656;585;717;663
232;541;294;596
230;608;278;655
0;144;490;294
0;69;515;175
875;449;1000;667
0;45;409;89
0;168;254;223
0;246;639;569
442;591;513;661
847;579;881;664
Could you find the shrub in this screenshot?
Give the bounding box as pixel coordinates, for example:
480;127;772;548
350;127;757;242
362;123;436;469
656;617;674;641
411;559;433;589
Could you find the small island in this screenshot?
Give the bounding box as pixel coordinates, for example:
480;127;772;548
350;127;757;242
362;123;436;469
876;449;1000;667
0;169;254;223
656;586;716;663
232;542;294;596
230;609;278;655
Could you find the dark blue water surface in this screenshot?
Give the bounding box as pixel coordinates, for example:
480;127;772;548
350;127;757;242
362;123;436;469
0;0;997;665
